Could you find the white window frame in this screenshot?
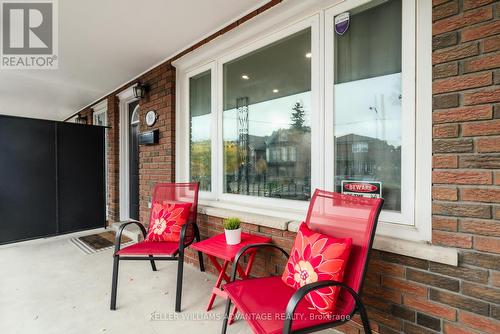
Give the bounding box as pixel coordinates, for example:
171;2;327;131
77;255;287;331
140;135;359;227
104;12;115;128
324;0;419;237
215;15;320;214
174;0;432;242
117;85;139;222
178;62;218;199
92;100;109;219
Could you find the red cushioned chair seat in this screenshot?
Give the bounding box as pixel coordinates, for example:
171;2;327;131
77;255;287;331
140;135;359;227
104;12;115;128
223;276;352;334
116;241;179;256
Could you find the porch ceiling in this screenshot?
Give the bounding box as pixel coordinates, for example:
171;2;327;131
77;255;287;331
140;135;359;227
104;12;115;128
0;0;270;121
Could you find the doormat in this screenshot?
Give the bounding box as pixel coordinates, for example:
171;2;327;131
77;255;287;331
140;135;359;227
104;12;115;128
70;231;132;254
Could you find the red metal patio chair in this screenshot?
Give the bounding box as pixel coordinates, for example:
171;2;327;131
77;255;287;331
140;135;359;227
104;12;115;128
110;182;204;312
220;189;383;334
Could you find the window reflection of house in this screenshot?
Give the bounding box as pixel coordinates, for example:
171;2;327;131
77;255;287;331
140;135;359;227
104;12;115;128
265;128;311;199
225;128;311;200
335;133;401;210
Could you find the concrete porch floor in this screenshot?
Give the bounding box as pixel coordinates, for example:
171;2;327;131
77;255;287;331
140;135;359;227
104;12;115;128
0;228;254;334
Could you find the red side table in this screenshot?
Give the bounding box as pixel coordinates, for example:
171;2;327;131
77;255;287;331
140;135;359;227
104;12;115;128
190;232;271;323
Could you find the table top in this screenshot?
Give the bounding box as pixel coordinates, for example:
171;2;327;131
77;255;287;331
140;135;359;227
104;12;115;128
190;232;272;262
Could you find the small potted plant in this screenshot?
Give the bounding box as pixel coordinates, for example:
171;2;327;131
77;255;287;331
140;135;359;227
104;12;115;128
223;217;242;245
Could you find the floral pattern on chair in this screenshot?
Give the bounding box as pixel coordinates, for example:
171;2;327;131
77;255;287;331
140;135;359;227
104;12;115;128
282;223;352;314
145;202;192;242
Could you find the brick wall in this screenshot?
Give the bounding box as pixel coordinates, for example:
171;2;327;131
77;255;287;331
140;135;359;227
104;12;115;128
71;0;500;332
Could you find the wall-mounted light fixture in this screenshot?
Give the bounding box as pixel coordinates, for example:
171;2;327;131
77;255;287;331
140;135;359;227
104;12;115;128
75;113;88;124
133;82;150;99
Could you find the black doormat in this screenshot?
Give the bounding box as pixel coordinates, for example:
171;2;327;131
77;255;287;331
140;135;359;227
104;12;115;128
70;231;132;254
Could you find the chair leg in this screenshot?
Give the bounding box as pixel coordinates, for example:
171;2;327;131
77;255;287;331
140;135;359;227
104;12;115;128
357;301;372;334
194;224;205;272
221;298;232;334
175;252;184;313
198;251;205;272
149;255;157;271
110;256;120;310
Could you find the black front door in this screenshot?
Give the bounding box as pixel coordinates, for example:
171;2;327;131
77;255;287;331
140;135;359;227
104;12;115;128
129;101;140;221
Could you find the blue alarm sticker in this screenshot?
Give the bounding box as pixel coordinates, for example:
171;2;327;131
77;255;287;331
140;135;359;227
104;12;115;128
335;12;350;35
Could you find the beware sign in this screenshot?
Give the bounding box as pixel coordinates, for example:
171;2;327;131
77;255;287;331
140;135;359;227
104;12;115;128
341;180;382;199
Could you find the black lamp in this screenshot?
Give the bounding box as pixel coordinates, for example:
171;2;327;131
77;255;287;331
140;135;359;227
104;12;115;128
75;113;88;124
133;82;149;99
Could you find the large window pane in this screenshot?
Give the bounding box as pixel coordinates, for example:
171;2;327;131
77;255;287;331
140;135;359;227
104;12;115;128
190;70;211;191
334;0;402;211
223;28;312;200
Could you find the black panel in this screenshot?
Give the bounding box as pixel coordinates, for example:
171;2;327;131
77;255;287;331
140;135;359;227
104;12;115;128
129;102;140;220
0;116;57;244
57;122;105;233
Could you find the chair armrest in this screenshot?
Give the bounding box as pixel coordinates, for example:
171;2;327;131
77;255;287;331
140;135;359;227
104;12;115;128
230;243;290;282
114;221;147;254
178;221;200;252
283;280;362;334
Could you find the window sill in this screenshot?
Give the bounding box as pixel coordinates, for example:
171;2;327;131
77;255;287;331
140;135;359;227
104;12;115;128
198;203;294;231
199;203;458;267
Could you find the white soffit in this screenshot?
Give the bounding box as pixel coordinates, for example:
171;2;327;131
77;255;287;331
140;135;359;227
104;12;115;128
0;0;270;121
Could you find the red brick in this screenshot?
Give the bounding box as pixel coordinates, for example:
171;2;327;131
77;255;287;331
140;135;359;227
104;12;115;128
381;276;428;297
366;307;403;331
434;62;459;79
458;311;500;334
430;288;489;315
460;219;500;237
364;284;402;304
433;43;478;64
459;154;500;169
433;202;491;218
433;230;473;248
433;170;492;184
434;31;460;50
433;105;492;123
461;250;500;270
429;262;489;283
433;0;459;21
443;322;481;334
462;21;500;42
433;139;473;153
464;53;500;73
433;72;492;94
367;259;405;277
380;252;429;270
433;124;459;138
461;187;500;203
464;88;500;105
259;226;284;236
433;155;458;168
433;0;449;6
433;187;458;200
474;235;500;253
463;0;495;10
432;216;458;231
433;7;493;35
483;35;500;52
403;295;457;321
492;271;500;288
462;119;500;136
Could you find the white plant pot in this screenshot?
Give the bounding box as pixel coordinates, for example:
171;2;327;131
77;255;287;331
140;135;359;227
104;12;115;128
224;228;242;245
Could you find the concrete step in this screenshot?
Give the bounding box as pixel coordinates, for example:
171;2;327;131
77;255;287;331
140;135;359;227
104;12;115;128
110;221;143;243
